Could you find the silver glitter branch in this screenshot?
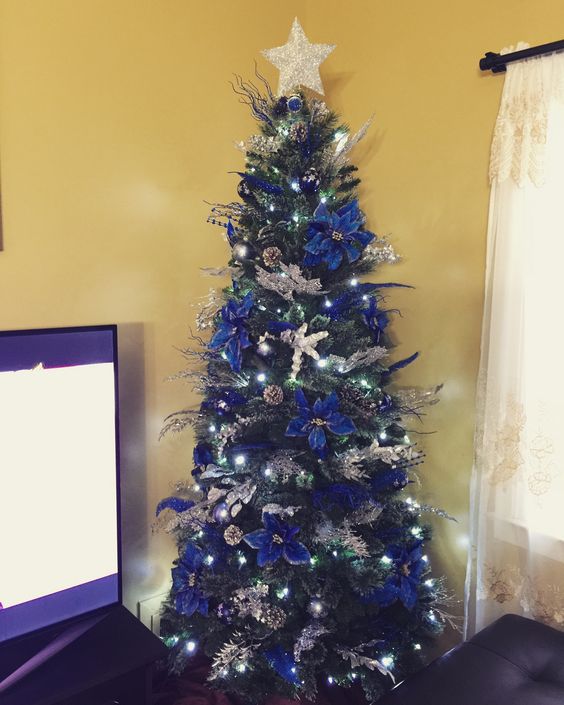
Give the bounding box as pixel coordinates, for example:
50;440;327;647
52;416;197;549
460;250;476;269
195;288;224;330
255;263;325;301
208;633;257;681
337;647;395;682
261;503;302;518
327;345;388;373
363;239;401;267
315;521;370;558
235;134;281;156
262;451;308;483
294;623;330;662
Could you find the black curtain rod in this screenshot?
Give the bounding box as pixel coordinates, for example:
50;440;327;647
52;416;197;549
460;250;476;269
479;39;564;73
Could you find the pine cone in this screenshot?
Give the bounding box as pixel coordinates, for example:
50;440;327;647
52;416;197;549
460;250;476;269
262;246;282;268
260;605;287;630
223;525;243;546
290;121;308;143
263;385;284;405
340;384;378;416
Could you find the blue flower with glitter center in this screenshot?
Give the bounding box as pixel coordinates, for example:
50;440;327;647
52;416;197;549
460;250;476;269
369;542;426;611
303;200;374;271
171;543;209;617
243;513;311;567
208;292;254;372
285;388;357;459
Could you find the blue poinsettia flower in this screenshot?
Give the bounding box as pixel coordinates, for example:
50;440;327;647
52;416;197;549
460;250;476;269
285;388;357;459
362;296;391;344
370;542;426;611
304;200;374;271
171;543;209;617
209;292;254;372
243;513;311;567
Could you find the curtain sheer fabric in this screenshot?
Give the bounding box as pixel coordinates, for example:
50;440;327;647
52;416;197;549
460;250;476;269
466;44;564;637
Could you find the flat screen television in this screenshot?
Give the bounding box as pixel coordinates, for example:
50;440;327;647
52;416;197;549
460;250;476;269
0;325;121;646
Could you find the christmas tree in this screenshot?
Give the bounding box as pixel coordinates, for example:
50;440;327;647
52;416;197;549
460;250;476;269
158;19;451;705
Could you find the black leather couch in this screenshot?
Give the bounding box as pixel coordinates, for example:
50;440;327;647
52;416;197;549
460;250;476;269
378;614;564;705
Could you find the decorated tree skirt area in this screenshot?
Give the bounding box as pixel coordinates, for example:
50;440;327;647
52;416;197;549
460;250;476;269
155;656;369;705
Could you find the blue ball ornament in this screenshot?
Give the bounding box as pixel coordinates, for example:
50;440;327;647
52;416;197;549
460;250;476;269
299;168;321;194
287;95;303;112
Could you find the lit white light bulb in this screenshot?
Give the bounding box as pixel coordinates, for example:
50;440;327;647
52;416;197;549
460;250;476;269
237;663;247;673
327;676;334;685
317;358;328;368
381;555;392;565
205;554;214;565
238;555;247;565
264;467;272;477
256;372;267;382
413;643;422;651
186;640;197;653
350;278;358;287
235;454;246;465
381;656;394;668
425;578;434;587
258;342;270;354
209;424;216;432
379;431;387;440
324;299;333;308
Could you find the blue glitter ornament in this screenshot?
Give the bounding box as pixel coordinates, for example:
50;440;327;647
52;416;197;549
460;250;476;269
287;95;303;112
299;168;321;194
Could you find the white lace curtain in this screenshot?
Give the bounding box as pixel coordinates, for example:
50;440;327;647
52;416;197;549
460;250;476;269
466;44;564;636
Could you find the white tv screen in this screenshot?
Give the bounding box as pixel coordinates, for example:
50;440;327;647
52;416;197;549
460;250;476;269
0;326;120;643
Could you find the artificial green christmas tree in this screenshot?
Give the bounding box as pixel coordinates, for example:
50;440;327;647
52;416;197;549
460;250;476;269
158;19;452;704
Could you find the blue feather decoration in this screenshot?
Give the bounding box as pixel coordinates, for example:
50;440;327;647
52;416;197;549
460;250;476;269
156;497;194;517
386;352;420;374
235;172;283;195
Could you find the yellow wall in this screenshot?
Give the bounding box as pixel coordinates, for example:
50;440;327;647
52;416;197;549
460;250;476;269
1;0;562;648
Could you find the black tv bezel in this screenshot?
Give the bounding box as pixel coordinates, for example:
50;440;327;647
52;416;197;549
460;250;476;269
0;324;123;647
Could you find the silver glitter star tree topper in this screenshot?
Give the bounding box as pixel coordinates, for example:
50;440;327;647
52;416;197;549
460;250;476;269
261;17;335;96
